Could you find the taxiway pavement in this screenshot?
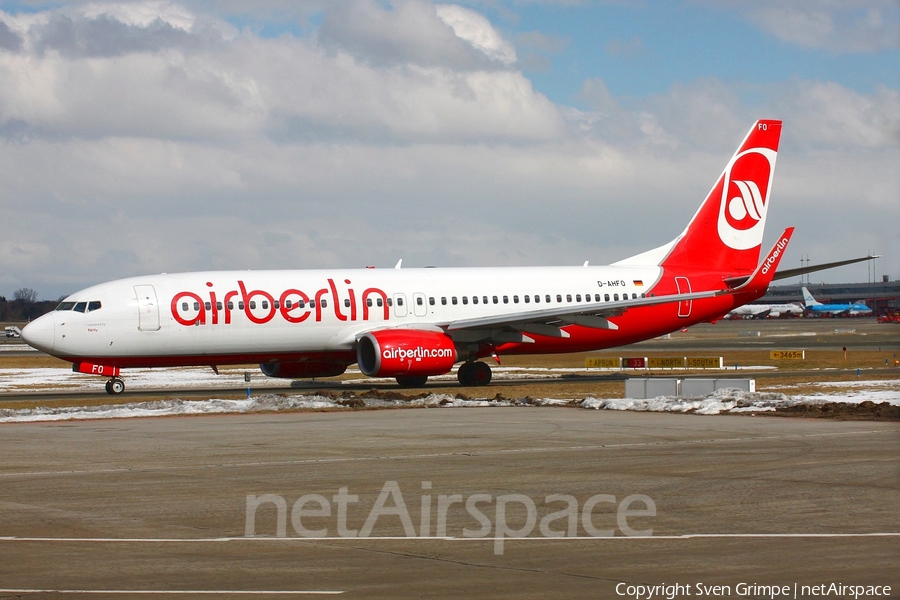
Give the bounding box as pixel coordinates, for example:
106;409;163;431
0;408;897;598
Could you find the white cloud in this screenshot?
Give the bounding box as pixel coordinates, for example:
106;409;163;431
435;3;516;64
730;0;900;52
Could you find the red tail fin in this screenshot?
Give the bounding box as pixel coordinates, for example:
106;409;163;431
660;120;782;275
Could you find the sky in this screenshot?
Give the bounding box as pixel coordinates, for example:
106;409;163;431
0;0;898;301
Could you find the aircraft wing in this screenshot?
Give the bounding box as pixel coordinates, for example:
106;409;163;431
442;228;794;344
441;289;721;343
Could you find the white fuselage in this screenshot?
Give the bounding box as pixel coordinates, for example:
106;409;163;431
25;265;665;365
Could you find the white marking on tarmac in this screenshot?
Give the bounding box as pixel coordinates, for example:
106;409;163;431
1;533;898;542
0;591;342;595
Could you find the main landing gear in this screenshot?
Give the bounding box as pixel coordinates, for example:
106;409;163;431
104;377;125;395
457;361;492;387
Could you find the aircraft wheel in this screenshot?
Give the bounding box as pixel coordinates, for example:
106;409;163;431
457;362;474;386
396;375;428;388
106;378;125;395
458;362;491;386
471;361;492;386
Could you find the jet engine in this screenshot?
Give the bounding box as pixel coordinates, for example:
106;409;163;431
357;329;458;377
259;361;349;379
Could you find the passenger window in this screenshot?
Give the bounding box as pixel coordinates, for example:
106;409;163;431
309;300;316;308
576;294;582;302
614;294;619;301
274;301;280;309
227;301;234;310
205;302;212;310
641;293;646;298
298;300;306;308
471;296;477;304
344;299;351;308
321;299;328;308
493;296;498;304
216;302;223;311
262;301;269;310
182;302;189;311
250;301;256;309
604;294;610;302
556;295;562;303
503;295;509;304
633;293;638;299
441;297;447;306
566;294;572;302
376;298;383;307
285;300;293;309
462;297;468;305
534;295;540;303
239;301;245;310
397;297;403;306
545;295;551;303
417;297;423;305
513;295;519;303
429;297;435;306
483;296;488;304
193;302;200;311
452;297;458;305
524;295;530;303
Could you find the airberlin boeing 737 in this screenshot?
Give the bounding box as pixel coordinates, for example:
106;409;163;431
24;120;795;394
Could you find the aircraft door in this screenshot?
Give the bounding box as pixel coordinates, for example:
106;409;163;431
413;293;427;317
393;293;408;318
134;285;161;331
675;277;692;318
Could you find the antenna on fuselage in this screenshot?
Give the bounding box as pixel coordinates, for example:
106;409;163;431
394;259;403;269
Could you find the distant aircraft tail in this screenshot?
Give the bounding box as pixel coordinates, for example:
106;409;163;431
620;120;782;278
801;286;820;307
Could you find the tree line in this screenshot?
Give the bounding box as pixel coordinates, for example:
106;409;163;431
0;288;60;322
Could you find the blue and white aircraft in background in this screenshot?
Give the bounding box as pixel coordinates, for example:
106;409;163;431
801;287;872;317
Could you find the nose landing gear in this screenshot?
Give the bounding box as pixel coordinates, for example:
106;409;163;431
105;378;126;395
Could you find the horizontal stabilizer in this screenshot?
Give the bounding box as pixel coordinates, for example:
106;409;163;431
774;254;880;281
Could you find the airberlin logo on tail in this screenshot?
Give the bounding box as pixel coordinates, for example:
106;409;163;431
717;146;777;251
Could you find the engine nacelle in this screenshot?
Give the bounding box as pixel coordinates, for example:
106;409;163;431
357;329;457;377
259;361;348;379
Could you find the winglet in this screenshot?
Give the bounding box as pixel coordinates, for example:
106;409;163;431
726;227;794;295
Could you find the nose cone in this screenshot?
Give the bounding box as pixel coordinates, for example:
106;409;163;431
21;313;56;354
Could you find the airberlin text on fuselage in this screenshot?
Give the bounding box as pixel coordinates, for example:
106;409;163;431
171;279;390;327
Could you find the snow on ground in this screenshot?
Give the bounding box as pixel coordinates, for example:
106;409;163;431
0;344;35;352
0;364;776;393
0;393;531;423
0;381;896;423
0;365;897;422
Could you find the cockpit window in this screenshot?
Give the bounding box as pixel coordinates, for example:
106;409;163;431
55;300;102;312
